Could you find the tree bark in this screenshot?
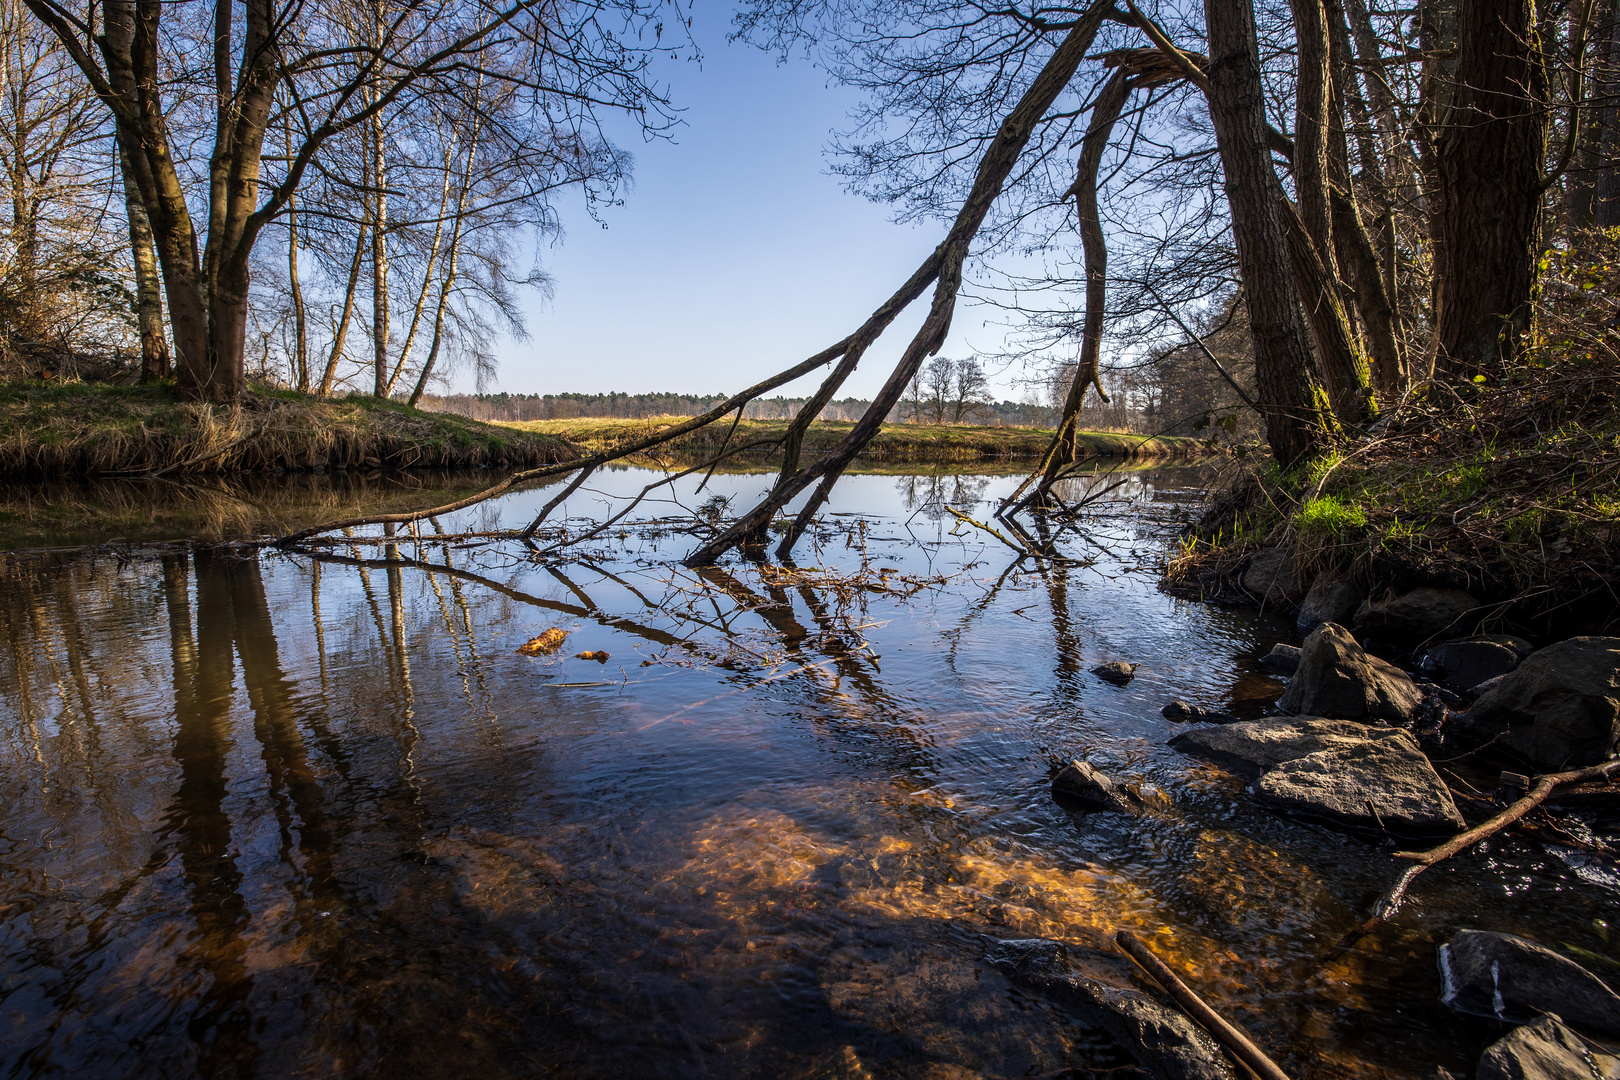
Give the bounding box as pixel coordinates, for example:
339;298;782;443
1435;0;1548;380
1203;0;1328;465
121;147;170;382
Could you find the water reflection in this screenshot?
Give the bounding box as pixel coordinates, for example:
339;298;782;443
0;468;1610;1078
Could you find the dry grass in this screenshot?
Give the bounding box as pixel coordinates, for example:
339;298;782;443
504;416;1202;462
0;382;578;476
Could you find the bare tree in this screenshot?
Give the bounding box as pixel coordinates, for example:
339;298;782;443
23;0;676;402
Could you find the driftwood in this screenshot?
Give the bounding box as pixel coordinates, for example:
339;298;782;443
1114;930;1294;1080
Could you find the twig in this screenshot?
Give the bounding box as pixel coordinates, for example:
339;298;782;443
1114;930;1293;1080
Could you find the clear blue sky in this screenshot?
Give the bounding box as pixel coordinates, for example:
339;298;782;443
482;16;1050;403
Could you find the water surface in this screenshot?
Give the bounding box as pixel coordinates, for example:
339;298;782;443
1;464;1613;1078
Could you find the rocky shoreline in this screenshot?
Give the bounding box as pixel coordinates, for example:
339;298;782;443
1009;551;1620;1080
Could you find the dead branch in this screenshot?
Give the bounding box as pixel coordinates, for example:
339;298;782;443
1370;759;1620;920
682;3;1113;567
1114;930;1294;1080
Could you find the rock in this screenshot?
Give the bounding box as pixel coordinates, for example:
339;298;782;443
1421;636;1533;690
1260;644;1301;676
1171;716;1465;835
1354;586;1482;644
1276;622;1424;723
1243;547;1304;605
1092;662;1139;685
1162;701;1239;723
1476;1015;1620;1080
1297;575;1365;635
1453;637;1620;770
1052;760;1142;814
1439;930;1620;1036
986;938;1237;1080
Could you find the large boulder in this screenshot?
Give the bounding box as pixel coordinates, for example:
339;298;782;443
1439;930;1620;1036
1354;586;1481;644
1476;1015;1619;1080
1243;547;1304;605
1170;717;1464;835
1420;635;1533;691
1276;622;1423;723
985;938;1237;1080
1296;574;1365;635
1452;637;1620;770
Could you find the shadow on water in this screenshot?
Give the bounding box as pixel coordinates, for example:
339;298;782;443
0;464;1614;1078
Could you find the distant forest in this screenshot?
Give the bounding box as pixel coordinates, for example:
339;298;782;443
415;391;1079;428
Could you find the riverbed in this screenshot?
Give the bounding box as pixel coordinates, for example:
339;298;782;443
0;464;1613;1078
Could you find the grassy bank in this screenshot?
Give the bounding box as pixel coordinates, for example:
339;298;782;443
0;382;577;476
503;416;1201;460
1166;246;1620;632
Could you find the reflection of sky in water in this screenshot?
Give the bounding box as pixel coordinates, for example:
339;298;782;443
0;466;1614;1078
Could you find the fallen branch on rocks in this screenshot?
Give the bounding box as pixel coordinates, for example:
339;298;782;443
1321;760;1620;965
1115;930;1294;1080
1373;759;1620;920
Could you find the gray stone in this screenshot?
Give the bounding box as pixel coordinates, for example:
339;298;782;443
1354;586;1482;643
1260;644;1301;676
1421;636;1532;690
1440;930;1620;1036
1162;701;1239;723
1297;575;1365;635
1476;1015;1619;1080
1092;661;1139;685
1171;716;1464;835
1277;622;1424;723
986;938;1237;1080
1243;547;1304;605
1453;637;1620;770
1052;760;1141;814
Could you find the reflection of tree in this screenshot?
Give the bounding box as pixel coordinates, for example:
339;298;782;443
165;549;257;1074
894;474;993;519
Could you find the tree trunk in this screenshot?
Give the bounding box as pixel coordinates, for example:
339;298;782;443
1203;0;1328;465
121;147;170;382
369;115;390;397
1435;0;1548;380
1038;67;1127;494
1597;6;1620;224
288;189;309;392
318;222;369;396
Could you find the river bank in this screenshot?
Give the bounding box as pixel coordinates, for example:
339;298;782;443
503;415;1202;461
0;381;577;476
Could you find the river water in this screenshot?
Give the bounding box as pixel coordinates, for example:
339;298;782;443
0;463;1614;1079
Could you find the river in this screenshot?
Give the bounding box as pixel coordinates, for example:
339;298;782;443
0;463;1613;1078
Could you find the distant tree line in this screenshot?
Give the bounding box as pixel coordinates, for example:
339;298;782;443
417;385;1079;428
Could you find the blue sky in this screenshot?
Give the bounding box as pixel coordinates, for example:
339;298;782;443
484;15;1053;402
